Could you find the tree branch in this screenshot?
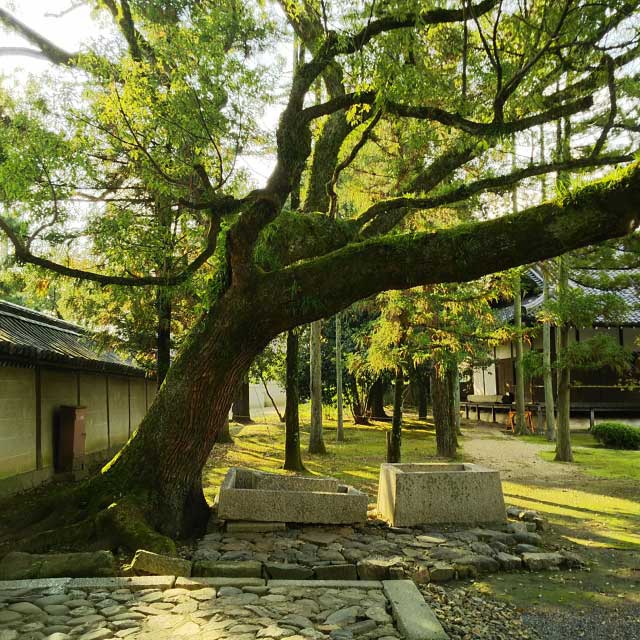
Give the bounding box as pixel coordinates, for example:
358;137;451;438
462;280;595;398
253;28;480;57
0;8;78;65
270;163;640;328
0;212;220;287
357;154;635;236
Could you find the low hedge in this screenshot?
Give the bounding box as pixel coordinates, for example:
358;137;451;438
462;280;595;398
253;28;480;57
591;422;640;450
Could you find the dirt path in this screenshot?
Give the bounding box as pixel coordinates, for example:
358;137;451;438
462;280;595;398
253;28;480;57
460;422;577;483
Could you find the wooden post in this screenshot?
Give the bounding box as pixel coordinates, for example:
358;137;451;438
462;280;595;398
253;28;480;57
35;366;42;470
590;408;595;430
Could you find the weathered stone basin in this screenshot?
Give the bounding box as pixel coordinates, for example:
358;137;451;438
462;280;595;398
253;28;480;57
377;462;506;527
217;467;369;524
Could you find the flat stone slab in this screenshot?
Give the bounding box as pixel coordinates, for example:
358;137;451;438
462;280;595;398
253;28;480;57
175;576;266;589
226;521;287;534
192;560;262;578
383;580;448;640
129;549;192;577
267;579;383;588
68;576;176;590
0;578;71;591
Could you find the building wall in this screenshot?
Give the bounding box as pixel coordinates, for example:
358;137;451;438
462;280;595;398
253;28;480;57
40;370;77;469
0;367;37;479
0;364;151;496
80;373;109;454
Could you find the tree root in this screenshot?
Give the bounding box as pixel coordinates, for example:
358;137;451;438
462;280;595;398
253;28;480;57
94;498;176;556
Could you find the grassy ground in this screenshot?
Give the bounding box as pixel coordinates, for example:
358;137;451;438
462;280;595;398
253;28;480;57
203;405;441;503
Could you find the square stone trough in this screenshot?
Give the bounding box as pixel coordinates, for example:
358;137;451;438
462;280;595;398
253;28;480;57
217;467;369;524
377;462;506;527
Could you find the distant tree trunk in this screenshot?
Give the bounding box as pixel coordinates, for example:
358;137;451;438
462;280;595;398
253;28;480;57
216;416;233;444
349;380;370;425
513;272;527;435
555;255;574;462
453;364;461;438
335;313;345;442
542;266;556;441
367;377;389;420
261;375;284;422
308;320;326;454
284;329;305;471
156;287;172;388
415;370;429;420
386;367;403;463
432;361;457;458
232;374;252;423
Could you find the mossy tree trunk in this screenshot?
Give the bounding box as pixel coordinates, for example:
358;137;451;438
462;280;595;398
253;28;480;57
386;367;403;463
284;329;305;471
156;287;172;388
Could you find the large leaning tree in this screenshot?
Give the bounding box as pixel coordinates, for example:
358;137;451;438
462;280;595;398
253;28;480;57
1;0;639;551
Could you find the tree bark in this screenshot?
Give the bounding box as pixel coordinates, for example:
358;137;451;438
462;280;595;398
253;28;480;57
349;379;370;425
386;367;403;463
513;272;527;435
555;255;574;462
432;361;457;458
452;363;461;438
308;320;326;454
215;417;233;444
335;313;345;442
367;377;389;420
415;368;429;420
542;266;556;441
156;287;172;388
284;329;305;471
232;374;252;423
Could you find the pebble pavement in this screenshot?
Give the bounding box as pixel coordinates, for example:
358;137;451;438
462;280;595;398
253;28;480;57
0;582;401;640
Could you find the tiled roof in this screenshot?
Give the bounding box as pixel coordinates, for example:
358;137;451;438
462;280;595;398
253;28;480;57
0;300;146;375
496;270;640;326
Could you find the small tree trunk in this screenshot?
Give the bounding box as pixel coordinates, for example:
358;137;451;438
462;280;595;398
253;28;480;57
367;377;389;420
232;374;252;423
349;380;370;425
156;287;172;388
542;267;556;441
386;367;403;463
452;364;461;438
416;372;429;420
335;313;345;441
555;255;573;462
284;329;305;471
215;416;233;444
432;362;457;458
308;320;326;454
513;272;527;435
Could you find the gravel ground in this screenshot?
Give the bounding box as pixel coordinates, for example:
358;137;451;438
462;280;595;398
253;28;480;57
523;606;640;640
419;583;539;640
461;423;577;483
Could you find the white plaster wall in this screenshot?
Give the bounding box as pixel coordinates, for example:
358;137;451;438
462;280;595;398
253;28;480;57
40;369;78;469
79;373;109;454
0;367;36;478
108;376;130;448
130;378;147;432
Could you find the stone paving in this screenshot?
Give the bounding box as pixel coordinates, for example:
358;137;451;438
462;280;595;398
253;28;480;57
0;580;402;640
193;507;580;583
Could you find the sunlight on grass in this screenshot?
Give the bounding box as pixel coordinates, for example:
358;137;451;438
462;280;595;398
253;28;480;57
202;409;439;503
503;481;640;549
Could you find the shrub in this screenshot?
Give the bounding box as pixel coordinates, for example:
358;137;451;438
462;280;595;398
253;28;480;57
592;422;640;450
